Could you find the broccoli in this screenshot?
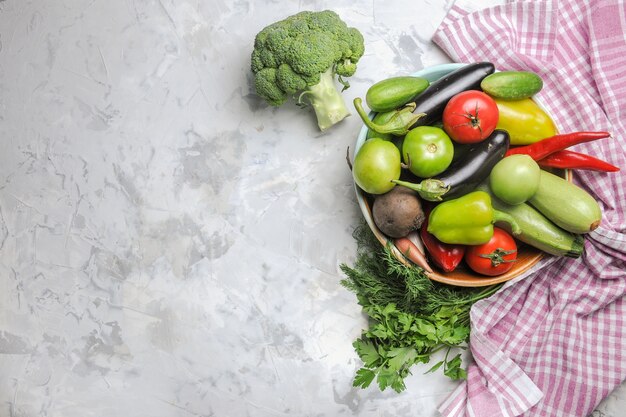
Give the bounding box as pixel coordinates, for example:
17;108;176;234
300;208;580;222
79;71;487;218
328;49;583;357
251;10;365;131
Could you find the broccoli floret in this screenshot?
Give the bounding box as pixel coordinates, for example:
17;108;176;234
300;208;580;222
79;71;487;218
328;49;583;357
251;10;365;131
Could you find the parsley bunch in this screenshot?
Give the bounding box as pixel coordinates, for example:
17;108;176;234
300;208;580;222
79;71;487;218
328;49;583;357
340;223;501;393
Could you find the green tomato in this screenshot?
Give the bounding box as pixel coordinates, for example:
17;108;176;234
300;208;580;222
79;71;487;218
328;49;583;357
402;126;454;178
490;154;541;204
353;138;401;195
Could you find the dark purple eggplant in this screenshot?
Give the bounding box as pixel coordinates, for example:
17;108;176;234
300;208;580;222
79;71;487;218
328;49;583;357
393;129;510;201
354;62;495;136
410;62;495;127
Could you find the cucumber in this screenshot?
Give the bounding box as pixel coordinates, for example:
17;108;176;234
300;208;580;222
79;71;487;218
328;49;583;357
365;76;429;112
477;183;584;258
529;170;602;234
480;71;543;100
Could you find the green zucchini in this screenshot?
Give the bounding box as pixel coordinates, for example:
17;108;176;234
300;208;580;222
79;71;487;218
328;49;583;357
480;71;543;100
365;76;429;112
478;183;584;258
529;170;602;234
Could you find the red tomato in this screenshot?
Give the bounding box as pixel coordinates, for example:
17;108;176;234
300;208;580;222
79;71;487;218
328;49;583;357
442;90;499;144
465;228;517;276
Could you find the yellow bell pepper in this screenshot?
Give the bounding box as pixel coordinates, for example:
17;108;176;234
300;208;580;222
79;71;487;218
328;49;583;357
495;98;557;145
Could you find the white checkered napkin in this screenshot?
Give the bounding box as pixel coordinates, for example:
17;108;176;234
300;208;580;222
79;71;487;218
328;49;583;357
432;1;626;416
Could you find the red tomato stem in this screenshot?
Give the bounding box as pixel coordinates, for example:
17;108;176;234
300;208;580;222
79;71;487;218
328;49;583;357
465;228;517;276
478;247;518;267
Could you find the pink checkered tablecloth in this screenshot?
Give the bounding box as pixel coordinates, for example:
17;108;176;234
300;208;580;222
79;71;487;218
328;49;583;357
432;1;626;416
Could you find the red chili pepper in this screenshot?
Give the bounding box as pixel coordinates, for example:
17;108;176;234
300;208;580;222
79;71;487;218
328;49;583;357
537;150;620;172
420;207;465;273
505;131;611;160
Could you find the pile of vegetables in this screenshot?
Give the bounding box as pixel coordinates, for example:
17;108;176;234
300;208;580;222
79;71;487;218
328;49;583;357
345;62;620;390
352;62;618;277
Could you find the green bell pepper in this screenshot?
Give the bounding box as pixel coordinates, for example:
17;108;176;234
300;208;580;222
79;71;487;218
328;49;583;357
427;191;520;245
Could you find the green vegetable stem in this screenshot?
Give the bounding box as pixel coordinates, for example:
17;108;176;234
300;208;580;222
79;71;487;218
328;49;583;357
251;10;365;131
354;98;425;136
392;178;451;202
302;68;352;131
427;191;521;245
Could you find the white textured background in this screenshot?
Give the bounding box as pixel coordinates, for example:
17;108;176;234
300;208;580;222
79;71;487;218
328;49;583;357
0;0;624;416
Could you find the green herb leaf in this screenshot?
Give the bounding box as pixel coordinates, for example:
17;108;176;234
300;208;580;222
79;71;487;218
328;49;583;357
387;346;418;372
398;313;413;331
353;368;376;389
377;367;404;392
370;325;390;339
353;339;380;367
443;353;467;380
440;324;471;345
390;375;407;393
425;360;444;374
411;318;438;341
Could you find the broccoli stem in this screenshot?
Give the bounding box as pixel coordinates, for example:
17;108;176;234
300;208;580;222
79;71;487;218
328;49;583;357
306;68;350;131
